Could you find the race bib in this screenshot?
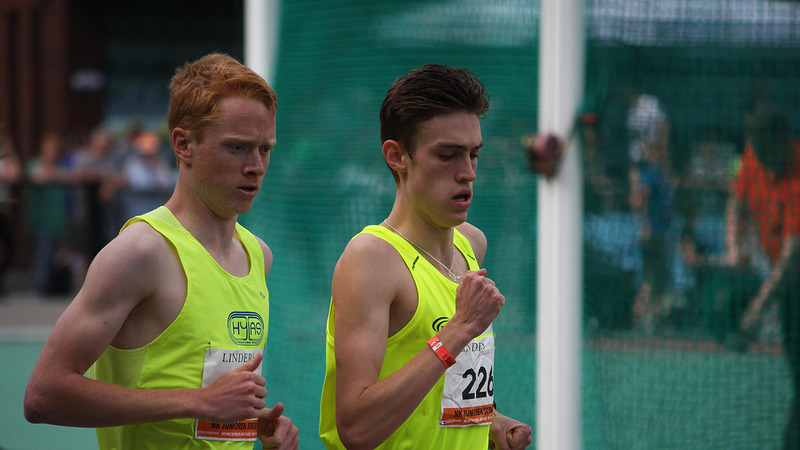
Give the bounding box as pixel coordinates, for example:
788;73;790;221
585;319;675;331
439;326;495;427
195;348;264;441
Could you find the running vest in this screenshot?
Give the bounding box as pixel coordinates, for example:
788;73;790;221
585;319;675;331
319;225;494;449
89;206;269;449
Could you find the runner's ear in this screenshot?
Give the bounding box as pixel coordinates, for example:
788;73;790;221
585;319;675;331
383;140;407;173
172;127;193;164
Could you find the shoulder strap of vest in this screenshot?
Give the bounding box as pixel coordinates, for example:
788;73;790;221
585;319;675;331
120;206;182;234
357;225;420;271
234;222;265;275
453;229;480;271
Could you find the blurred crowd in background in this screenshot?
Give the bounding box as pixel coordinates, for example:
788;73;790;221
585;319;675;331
0;123;175;297
579;81;798;347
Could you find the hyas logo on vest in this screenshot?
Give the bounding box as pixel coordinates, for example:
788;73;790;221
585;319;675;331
227;311;264;346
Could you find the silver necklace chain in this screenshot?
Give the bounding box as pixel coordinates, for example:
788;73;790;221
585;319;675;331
382;220;463;282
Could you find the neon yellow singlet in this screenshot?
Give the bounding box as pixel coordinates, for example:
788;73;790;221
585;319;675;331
319;225;493;449
89;206;269;450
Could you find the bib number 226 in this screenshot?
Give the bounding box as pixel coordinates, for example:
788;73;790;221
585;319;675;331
461;366;494;400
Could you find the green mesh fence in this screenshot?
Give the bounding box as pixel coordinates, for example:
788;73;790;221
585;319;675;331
234;0;800;447
580;1;800;448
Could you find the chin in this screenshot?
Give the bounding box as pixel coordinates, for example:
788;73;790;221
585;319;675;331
233;207;253;217
233;199;256;214
215;204;251;220
445;215;468;228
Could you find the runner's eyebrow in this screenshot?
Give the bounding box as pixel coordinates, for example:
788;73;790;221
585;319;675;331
221;136;277;147
432;141;483;151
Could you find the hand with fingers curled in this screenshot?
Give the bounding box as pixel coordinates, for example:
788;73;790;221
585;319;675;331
199;352;268;424
452;268;505;337
258;403;300;449
489;412;533;450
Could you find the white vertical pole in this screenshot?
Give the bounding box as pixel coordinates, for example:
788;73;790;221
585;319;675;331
536;0;584;449
244;0;281;85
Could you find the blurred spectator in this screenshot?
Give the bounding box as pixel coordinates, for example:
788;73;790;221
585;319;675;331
120;131;175;219
684;136;737;217
677;134;752;337
629;100;676;336
579;108;620;213
729;105;800;447
69;127;118;277
581;83;670;214
26;133;74;295
580;86;634;212
0;130;22;294
679;225;761;343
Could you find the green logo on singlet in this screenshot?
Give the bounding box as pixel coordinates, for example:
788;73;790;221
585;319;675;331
227;311;264;345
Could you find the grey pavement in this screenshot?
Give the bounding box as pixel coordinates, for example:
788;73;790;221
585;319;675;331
0;271;72;342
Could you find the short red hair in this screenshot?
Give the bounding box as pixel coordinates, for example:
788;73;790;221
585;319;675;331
167;53;277;142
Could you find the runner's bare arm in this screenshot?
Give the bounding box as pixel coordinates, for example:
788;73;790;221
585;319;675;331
24;222;267;426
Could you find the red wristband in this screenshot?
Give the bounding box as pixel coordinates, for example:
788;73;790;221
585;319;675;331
427;336;456;368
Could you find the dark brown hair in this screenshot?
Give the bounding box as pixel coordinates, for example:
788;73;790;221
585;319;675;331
380;64;489;153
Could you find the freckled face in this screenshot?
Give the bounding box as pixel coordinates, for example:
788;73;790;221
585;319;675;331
403;111;482;228
189;97;276;219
